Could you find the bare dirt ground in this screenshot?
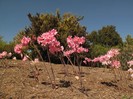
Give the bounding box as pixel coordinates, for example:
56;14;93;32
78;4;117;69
0;59;133;99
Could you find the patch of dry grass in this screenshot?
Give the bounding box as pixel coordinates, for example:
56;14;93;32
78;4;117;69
0;60;133;99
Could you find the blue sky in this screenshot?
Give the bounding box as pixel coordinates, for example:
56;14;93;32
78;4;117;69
0;0;133;42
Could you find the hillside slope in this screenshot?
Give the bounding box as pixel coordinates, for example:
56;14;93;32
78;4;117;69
0;60;133;99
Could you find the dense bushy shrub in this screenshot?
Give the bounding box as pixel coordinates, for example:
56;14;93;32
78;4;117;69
119;45;133;70
89;44;109;58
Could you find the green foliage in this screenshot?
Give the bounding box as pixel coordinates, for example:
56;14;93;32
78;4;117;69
87;25;123;47
122;95;133;99
0;36;7;52
98;25;123;47
86;31;98;45
119;45;133;70
119;35;133;70
89;44;110;58
13;30;26;44
125;34;133;45
3;42;15;53
0;36;15;54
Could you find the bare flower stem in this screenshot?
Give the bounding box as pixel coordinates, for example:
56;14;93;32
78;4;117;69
75;54;84;90
66;56;77;74
59;53;69;76
47;49;56;88
22;53;40;82
32;43;53;86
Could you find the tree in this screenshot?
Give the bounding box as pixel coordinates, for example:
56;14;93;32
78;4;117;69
125;34;133;45
98;25;123;47
120;34;133;70
86;31;98;45
13;30;26;44
86;25;123;62
0;36;7;52
87;25;123;47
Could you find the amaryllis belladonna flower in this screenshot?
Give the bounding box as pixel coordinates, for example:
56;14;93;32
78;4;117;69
14;44;23;54
127;60;133;67
37;29;63;54
21;36;31;46
64;36;88;56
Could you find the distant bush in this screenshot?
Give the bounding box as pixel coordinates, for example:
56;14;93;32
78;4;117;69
119;45;133;70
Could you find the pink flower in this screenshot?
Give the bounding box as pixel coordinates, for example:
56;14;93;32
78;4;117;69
92;55;110;63
49;44;62;54
1;51;7;57
83;60;87;64
37;29;57;46
30;58;39;65
37;29;63;54
34;58;39;63
37;36;44;44
0;54;3;59
128;68;133;74
83;57;91;64
92;57;100;62
98;55;108;63
77;47;88;53
61;46;64;51
7;52;12;57
127;60;133;67
102;60;111;65
85;57;91;62
13;57;17;60
14;44;23;54
0;52;12;59
21;36;31;46
64;50;74;56
22;56;28;61
64;36;88;56
72;36;85;45
111;60;121;68
107;48;120;58
49;29;57;35
91;48;120;68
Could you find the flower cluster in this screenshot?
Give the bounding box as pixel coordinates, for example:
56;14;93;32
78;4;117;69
93;48;120;68
110;60;121;68
64;36;88;56
127;60;133;67
14;44;23;54
127;68;133;78
14;36;31;54
83;57;91;64
37;29;63;54
22;55;29;61
106;48;120;58
96;49;120;68
30;58;40;65
14;36;31;61
127;54;133;78
0;51;12;59
21;36;31;46
83;48;121;68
